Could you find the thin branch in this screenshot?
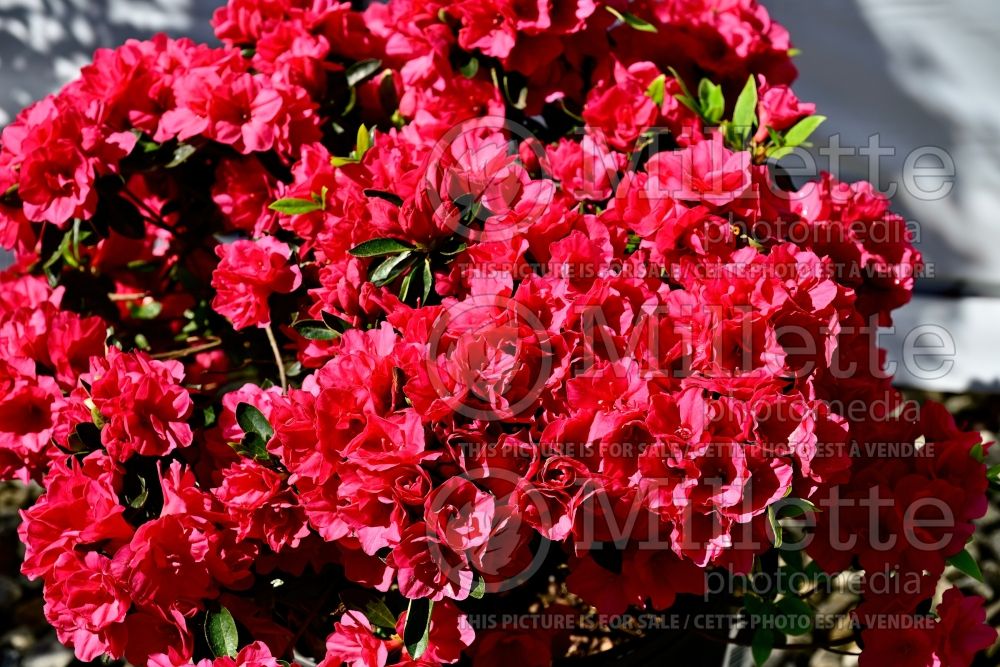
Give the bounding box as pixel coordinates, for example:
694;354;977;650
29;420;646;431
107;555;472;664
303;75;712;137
107;292;151;302
151;337;222;360
119;187;173;232
265;324;288;391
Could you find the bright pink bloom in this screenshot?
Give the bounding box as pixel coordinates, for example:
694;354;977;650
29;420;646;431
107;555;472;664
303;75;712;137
88;349;194;460
318;613;388;667
212;237;302;329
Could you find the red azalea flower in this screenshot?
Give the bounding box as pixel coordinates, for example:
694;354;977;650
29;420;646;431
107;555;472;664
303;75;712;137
212;237;302;329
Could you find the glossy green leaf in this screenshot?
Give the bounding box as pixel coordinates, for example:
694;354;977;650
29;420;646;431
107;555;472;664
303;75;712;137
782;114;826;147
421;257;433;304
970;442;985;462
166;143;197;169
236;403;274;442
987;463;1000;483
731;75;758;146
356;124;372;157
947;548;984;582
346;59;383;88
399;269;415;302
363;189;404;206
751;628;774;666
349;238;415;258
205;607;239;659
129;300;163;320
605;6;658;32
340;590;398;630
645;74;666;107
766;145;795;160
321;311;351;332
767;505;782;548
776;596;813;636
403;598;433;660
370;251;416;286
698;78;725;123
776;498;818;519
460;57;480;79
269;198;323;215
293;319;340;341
470;574;486;600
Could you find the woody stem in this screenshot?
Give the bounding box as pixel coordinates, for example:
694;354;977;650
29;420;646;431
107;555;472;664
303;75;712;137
265;323;287;391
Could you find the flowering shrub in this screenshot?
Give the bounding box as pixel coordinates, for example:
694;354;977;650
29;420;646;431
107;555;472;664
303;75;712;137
0;0;995;665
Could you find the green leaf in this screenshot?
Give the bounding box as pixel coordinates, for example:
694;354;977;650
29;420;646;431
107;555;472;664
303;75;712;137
751;628;774;666
403;598;433;660
605;6;658;32
421;257;433;304
356;124;372;157
499;73;528;110
239;431;272;462
766;145;795;161
970;442;985;462
330;155;359;167
378;70;398;112
349;238;415;258
645;74;666;107
399;269;415;302
438;241;467;257
166;143;197;169
293;319;340;341
731;75;758;146
697;78;725;123
625;231;642;255
340;590;398;630
321;311;351;332
776;596;813;636
363;189;404;206
205;607;239;659
89;399;106;428
370;251;416;286
363;598;398;631
129;300;162;320
269;197;323;215
236;403;274;442
987;463;1000;483
782;114;826;148
346;59;383;88
766;126;784;144
781;548;804;573
767;505;782;548
666;67;699;116
460;57;480;79
470;574;486;599
744;593;768;618
69;421;101;451
776;498;818;519
666;67;694;103
200;405;218;429
947;548;984;582
127;475;149;509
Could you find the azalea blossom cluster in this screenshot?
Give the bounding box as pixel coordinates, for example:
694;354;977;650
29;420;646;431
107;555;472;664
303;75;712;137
0;0;995;665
